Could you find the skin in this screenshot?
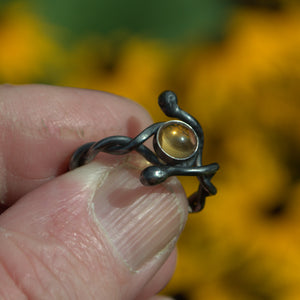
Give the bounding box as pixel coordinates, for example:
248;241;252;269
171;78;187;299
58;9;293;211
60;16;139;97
0;84;188;300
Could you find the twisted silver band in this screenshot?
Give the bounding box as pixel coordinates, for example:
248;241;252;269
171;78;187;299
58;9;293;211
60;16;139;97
69;91;219;213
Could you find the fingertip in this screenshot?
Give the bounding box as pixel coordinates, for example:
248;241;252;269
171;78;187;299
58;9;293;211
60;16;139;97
0;84;153;206
0;157;187;299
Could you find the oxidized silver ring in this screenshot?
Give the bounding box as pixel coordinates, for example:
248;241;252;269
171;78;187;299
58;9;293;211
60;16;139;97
69;91;219;213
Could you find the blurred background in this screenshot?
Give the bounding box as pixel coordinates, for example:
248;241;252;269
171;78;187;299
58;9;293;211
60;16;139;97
1;0;300;299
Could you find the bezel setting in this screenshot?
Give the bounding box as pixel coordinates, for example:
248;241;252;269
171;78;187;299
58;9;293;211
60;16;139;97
153;120;199;164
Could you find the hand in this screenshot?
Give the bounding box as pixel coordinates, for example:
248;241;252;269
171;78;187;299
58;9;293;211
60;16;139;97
0;84;188;299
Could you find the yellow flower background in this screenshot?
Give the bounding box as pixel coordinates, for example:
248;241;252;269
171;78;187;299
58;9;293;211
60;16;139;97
1;1;300;299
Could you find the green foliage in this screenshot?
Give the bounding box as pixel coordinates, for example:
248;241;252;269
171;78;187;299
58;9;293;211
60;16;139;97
30;0;232;42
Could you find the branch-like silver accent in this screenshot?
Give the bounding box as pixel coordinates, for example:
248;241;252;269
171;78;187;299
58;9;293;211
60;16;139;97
69;91;219;213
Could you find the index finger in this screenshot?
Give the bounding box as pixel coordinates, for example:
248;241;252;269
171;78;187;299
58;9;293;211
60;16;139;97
0;84;152;207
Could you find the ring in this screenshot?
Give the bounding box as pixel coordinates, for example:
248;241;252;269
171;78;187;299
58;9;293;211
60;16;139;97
69;91;219;213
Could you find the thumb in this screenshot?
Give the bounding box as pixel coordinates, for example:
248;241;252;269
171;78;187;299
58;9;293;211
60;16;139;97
0;156;188;299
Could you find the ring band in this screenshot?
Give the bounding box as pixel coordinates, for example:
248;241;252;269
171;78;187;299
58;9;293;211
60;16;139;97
69;91;219;213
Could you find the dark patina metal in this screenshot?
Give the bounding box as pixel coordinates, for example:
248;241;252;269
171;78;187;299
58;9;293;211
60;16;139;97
69;91;219;213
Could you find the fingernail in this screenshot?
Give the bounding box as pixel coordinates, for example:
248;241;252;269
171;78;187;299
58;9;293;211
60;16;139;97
89;156;188;271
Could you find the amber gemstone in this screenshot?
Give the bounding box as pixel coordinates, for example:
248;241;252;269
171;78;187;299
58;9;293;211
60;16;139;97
158;122;197;159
